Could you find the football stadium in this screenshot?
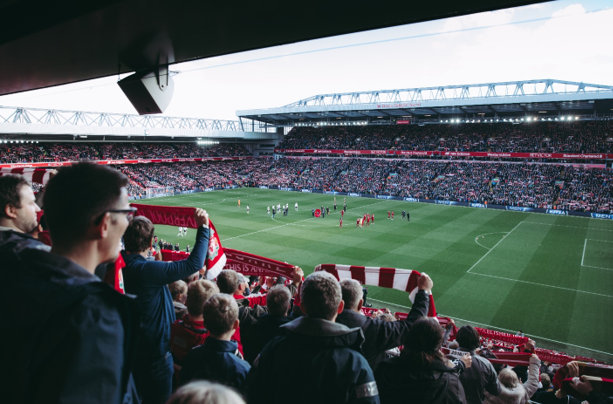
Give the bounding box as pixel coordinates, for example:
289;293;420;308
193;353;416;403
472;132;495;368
1;1;613;403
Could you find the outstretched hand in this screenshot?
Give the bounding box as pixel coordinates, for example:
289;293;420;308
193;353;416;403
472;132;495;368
194;208;209;228
417;273;433;292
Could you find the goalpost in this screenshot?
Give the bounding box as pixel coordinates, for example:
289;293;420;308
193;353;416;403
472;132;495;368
145;187;175;199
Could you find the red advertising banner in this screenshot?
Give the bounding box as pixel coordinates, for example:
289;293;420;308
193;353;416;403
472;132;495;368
274;149;612;160
396;120;411;125
0;156;252;169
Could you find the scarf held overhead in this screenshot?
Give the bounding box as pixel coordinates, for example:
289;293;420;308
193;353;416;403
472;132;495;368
131;203;226;279
314;264;437;317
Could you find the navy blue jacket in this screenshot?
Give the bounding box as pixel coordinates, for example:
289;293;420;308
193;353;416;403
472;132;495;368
0;243;140;404
180;337;251;394
248;317;380;404
336;289;429;371
122;226;209;359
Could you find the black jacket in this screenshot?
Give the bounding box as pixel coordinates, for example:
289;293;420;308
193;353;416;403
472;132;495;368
247;316;380;404
448;348;501;404
336;289;430;371
0;246;141;404
241;313;292;364
376;355;466;404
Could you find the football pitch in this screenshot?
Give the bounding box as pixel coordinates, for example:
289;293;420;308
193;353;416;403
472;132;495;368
139;188;613;362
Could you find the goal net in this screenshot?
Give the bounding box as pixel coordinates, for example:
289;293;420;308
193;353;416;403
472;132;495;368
146;187;175;199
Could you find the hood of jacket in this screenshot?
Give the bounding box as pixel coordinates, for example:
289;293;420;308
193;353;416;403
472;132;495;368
485;384;528;404
377;355;460;403
280;316;366;352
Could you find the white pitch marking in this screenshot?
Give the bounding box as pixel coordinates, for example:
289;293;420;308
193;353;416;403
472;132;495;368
474;232;509;250
468;272;613;298
582;238;587;266
367;298;613;357
524;222;613;232
467;221;523;273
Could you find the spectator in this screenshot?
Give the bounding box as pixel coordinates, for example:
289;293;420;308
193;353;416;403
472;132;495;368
336;276;430;371
453;325;501;404
242;285;293;364
167;381;245;404
484;354;540;404
376;316;467;404
169;279;189;319
180;294;251;394
0;162;140;403
247;271;380;404
122;210;210;404
171;280;220;365
0;175;40;234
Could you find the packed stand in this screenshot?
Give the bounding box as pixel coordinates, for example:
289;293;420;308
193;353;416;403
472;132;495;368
0;142;251;164
279;121;613;154
2;167;613;404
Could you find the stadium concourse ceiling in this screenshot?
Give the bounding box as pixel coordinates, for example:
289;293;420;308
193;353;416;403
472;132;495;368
0;0;552;96
236;80;613;126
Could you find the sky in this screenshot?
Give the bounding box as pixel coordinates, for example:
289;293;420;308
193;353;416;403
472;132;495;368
0;0;611;121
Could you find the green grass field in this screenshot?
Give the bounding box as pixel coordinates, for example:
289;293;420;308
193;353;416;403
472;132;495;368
137;188;613;362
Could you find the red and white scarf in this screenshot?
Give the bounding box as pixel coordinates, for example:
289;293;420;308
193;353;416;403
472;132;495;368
0;167;52;184
314;264;437;316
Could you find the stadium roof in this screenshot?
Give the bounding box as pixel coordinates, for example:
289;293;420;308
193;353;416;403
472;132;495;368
0;0;548;96
237;79;613;126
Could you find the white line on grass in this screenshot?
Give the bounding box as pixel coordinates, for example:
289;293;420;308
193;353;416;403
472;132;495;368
582;265;613;272
468;272;613;298
525;222;613;232
474;232;510;250
582;238;587;266
367;298;613;357
586;239;613;243
467;221;523;273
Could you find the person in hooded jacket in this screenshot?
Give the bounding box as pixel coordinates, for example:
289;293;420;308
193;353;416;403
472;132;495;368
376;316;468;404
247;271;380;404
484;354;540;404
0;163;141;404
336;275;431;372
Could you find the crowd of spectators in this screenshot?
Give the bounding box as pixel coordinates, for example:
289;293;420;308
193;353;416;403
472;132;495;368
117;158;612;212
279;121;613;154
0;142;250;163
2;165;612;404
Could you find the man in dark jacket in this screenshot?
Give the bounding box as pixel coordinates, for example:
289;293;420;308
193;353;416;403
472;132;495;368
180;294;251;394
336;274;431;371
122;210;210;404
247;271;380;404
242;284;293;364
451;325;501;404
0;162;141;404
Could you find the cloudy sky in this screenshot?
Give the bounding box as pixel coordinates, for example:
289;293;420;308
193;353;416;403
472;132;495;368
1;0;611;120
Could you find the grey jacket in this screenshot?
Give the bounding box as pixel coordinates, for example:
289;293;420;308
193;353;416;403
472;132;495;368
451;348;501;404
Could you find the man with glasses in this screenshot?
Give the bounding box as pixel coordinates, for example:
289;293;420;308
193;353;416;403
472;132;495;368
122;208;210;404
1;162;140;404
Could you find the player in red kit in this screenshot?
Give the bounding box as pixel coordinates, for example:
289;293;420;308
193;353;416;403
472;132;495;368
366;214;370;226
356;218;360;228
391;210;395;220
339;217;343;228
341;209;344;218
388;211;390;219
372;213;375;223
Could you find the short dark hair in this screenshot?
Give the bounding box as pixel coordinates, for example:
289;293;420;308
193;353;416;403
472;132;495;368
216;270;239;294
456;325;481;351
300;271;341;320
123;216;154;253
266;285;291;317
0;175;29;218
43;163;128;244
202;294;238;336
